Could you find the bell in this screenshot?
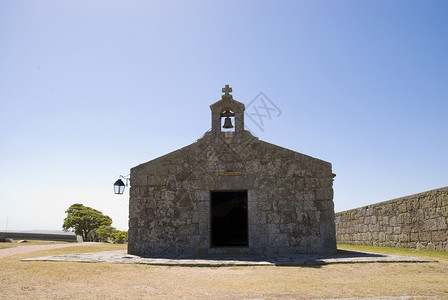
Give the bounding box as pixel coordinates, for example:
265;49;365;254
223;117;234;129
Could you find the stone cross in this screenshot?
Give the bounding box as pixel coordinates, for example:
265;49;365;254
222;84;232;95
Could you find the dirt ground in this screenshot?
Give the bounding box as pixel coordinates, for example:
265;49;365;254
0;242;96;258
1;243;448;299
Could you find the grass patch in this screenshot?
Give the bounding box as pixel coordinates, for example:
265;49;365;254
1;243;447;299
338;244;448;263
0;240;70;249
28;242;126;257
6;242;127;261
0;243;16;249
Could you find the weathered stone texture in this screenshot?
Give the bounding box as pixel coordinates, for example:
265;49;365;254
128;88;336;256
129;130;336;255
335;187;448;251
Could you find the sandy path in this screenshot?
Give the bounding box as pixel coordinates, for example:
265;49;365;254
0;242;97;258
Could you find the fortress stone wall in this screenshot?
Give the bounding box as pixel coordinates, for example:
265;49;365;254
335;187;448;251
0;232;78;242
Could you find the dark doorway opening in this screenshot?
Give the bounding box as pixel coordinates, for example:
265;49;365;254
211;191;248;247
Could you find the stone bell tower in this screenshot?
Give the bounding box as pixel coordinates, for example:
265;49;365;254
210;85;246;140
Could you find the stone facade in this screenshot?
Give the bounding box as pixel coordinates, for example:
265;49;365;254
128;86;336;256
335;187;448;251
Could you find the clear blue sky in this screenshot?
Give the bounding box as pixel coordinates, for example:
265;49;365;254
1;0;447;231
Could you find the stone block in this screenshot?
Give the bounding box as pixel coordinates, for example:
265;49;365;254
390;216;397;226
399;233;409;242
277;200;290;212
373;223;380;231
177;224;199;236
440;206;448;217
431;230;447;242
315;188;333;200
250;235;267;247
282;211;297;223
248;189;268;202
249;224;264;235
198;201;209;212
423;218;437;231
303;200;317;211
148;175;167;186
410;232;419;242
258;201;272;211
130;175;147;187
435;243;443;251
437;217;447;230
419;231;431;242
189;235;201;248
198;222;209;236
268;234;288;247
299;191;316;202
255;176;276;190
266;223;280;234
249;211;267;224
315;200;334;212
280;223;298;234
360;233;367;241
399;203;407;213
192;211;207;223
130;186;139;197
245;160;261;172
267;213;281;224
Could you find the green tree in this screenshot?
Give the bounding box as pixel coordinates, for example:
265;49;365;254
114;230;128;244
96;225;117;243
62;203;112;241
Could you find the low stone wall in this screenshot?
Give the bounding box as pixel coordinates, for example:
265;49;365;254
335;187;448;251
0;232;78;242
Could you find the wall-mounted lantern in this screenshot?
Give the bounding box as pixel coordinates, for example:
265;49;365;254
114;174;130;195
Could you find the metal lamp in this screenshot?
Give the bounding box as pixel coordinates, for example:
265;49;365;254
114;175;129;195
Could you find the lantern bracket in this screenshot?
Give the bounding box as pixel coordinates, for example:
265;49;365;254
119;174;130;186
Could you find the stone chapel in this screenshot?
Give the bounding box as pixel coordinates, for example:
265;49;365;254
128;85;336;255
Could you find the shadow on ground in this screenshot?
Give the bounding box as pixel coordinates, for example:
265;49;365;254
22;249;435;267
